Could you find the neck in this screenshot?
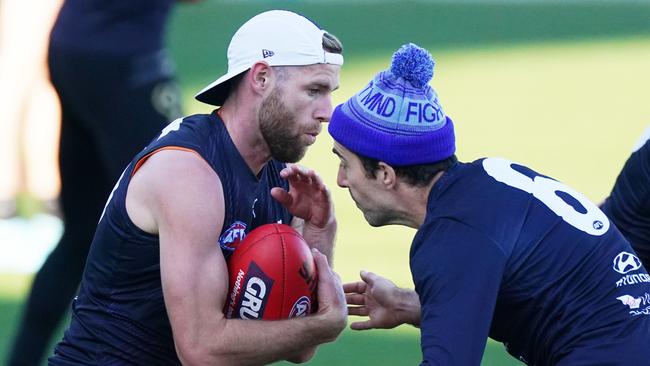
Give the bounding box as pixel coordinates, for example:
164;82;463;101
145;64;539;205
393;170;446;229
218;98;271;176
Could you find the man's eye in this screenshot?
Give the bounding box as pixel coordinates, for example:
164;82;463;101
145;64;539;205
308;88;320;96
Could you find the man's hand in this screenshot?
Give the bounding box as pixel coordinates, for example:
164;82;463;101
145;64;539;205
271;164;334;229
312;249;348;339
284;249;346;364
272;165;337;262
344;271;421;330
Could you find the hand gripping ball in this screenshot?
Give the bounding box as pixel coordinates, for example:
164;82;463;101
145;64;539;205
224;223;318;320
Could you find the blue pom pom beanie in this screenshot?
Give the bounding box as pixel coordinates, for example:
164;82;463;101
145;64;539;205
328;43;455;166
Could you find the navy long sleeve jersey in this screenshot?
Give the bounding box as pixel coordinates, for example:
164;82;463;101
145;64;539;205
411;158;650;366
49;112;292;364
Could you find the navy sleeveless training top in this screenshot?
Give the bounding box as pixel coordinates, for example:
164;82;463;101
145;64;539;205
50;112;292;364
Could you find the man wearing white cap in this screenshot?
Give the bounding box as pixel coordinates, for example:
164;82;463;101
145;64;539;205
49;10;347;365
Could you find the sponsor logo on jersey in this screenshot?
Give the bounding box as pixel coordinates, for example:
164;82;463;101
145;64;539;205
630;307;650;316
235;261;274;319
616;273;650;287
616;292;650;316
289;296;311;318
613;252;642;274
219;221;247;252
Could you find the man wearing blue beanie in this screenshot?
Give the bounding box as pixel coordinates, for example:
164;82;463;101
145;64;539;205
331;43;650;365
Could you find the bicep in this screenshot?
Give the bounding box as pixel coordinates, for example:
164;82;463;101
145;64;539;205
412;220;507;365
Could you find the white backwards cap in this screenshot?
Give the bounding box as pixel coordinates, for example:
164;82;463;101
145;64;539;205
195;10;344;106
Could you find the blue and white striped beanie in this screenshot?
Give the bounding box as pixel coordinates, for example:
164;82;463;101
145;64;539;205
328;43;455;166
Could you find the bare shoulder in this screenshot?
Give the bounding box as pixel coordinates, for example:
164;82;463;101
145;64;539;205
126;149;224;234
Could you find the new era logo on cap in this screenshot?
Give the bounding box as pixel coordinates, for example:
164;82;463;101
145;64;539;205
262;49;275;58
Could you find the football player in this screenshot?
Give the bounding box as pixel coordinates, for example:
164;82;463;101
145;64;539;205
49;10;347;365
332;44;650;365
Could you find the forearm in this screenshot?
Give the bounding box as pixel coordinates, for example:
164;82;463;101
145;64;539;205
192;315;338;365
287;347;317;364
395;288;421;327
202;249;346;365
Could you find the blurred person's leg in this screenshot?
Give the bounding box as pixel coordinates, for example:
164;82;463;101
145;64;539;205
50;49;182;184
0;0;35;217
23;76;62;215
19;0;63;216
6;104;108;366
0;0;62;218
6;42;109;365
7;47;181;365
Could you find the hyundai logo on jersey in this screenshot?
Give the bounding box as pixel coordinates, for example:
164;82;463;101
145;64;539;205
616;273;650;288
613;252;643;274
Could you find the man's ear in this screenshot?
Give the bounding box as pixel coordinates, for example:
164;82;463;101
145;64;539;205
249;61;271;96
377;162;397;189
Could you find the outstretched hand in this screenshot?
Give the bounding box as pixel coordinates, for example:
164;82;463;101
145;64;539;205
344;271;421;331
271;164;334;229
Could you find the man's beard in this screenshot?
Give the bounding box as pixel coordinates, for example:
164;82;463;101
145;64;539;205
259;88;307;163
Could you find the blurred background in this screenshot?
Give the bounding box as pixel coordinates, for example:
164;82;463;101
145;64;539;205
1;0;649;365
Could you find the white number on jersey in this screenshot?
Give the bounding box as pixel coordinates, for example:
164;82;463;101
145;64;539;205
632;125;650;153
157;117;184;141
482;157;609;236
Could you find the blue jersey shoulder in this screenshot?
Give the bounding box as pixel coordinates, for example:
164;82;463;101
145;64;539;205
412;158;650;365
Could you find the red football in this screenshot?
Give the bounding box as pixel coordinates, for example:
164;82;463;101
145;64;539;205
224;223;318;320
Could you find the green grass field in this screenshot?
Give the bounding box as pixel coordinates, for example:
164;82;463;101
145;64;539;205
2;1;650;365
